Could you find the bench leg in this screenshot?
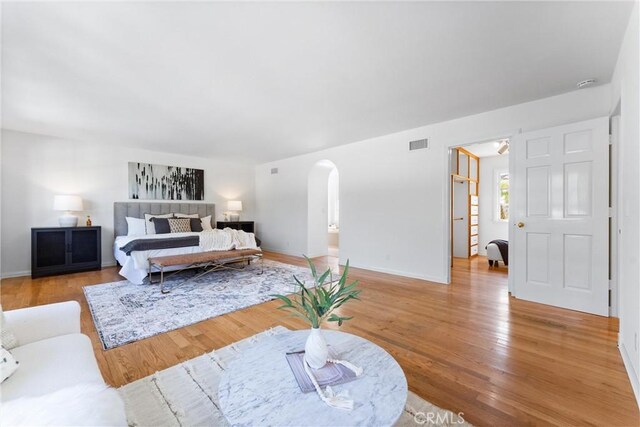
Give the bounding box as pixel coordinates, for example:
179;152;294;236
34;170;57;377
160;267;168;294
258;255;264;275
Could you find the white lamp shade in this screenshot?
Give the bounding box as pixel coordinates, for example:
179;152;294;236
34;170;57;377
53;195;84;212
227;200;243;211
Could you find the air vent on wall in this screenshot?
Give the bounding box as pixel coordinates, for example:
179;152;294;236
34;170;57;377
409;138;429;151
271;168;279;174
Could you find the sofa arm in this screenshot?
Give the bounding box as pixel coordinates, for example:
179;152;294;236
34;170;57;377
4;301;81;346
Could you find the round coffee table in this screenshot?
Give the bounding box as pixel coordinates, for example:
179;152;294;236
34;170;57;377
218;329;407;426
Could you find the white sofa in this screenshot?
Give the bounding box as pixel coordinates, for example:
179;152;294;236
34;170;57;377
1;301;127;426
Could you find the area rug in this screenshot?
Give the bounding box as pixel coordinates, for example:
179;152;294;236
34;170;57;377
118;326;471;427
84;260;324;349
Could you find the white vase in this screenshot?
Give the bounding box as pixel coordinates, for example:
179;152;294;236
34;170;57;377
305;327;329;369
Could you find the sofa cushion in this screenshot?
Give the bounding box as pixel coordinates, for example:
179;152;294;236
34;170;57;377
1;347;19;383
1;334;103;401
0;382;127;426
0;306;19;349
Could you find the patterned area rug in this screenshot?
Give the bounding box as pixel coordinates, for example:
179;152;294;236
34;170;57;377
119;326;471;427
84;260;322;349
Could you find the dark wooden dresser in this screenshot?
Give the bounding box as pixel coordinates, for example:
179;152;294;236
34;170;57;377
31;226;102;278
216;221;255;233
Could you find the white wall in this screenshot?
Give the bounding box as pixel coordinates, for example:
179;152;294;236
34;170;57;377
610;3;640;406
478;155;509;255
255;84;611;282
0;130;256;277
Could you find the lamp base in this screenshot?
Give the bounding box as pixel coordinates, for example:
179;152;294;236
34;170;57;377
58;214;78;227
229;213;240;222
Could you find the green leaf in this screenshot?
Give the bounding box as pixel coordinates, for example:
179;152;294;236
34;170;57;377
271;257;359;329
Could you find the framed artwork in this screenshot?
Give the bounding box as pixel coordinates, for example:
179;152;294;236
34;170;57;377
128;162;204;200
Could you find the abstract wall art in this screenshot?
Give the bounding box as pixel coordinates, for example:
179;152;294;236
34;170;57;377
128;162;205;200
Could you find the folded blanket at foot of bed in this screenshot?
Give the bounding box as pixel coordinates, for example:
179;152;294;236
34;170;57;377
120;236;199;255
120;229;259;256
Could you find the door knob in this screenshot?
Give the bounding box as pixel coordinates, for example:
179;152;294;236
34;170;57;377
517;222;525;228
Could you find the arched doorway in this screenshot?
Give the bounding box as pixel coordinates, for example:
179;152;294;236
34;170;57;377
307;160;339;258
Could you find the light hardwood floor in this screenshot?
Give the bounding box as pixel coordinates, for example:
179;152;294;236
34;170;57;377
1;253;638;426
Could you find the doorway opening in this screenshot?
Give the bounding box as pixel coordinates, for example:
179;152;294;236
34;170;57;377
449;140;510;279
307;160;339;259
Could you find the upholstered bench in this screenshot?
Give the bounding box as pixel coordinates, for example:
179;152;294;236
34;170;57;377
148;249;263;293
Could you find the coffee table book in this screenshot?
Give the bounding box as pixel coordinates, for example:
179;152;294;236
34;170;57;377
285;350;358;393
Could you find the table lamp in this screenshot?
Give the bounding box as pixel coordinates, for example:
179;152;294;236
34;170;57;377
53;195;84;227
227;200;242;221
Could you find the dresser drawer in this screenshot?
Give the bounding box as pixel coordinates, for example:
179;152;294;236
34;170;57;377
471;235;479;246
470;245;478;256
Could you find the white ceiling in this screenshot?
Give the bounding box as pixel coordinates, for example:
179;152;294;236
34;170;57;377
464;141;505;158
2;2;633;163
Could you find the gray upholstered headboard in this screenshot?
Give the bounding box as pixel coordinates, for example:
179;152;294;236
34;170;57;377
114;202;215;237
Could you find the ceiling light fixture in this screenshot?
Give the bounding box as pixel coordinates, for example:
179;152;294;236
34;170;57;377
497;140;509;155
577;78;597;89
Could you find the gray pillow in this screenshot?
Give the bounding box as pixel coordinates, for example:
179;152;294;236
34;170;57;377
150;217;171;234
190;218;203;232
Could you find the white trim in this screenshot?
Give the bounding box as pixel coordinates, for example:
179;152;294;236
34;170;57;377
609;113;620;317
507;132;518;294
345;262;447;285
261;248;447;284
260;246;304;258
1;261;117;280
619;342;640;408
0;270;31;280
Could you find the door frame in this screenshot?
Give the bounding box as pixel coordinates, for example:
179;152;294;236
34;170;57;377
610;106;621;318
443;128;520;287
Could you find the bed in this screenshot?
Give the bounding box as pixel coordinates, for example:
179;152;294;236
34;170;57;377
113;202;261;285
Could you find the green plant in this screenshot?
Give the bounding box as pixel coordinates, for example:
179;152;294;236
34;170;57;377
271;256;361;328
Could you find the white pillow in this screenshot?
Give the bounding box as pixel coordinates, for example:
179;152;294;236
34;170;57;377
201;215;213;230
0;382;127;426
0;347;19;383
125;217;147;236
174;213;199;218
0;306;18;349
144;213;173;235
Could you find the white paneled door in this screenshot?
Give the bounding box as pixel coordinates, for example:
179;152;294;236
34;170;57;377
511;117;609;316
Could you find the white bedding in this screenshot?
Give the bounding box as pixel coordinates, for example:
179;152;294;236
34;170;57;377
114;231;260;285
114;232;203;285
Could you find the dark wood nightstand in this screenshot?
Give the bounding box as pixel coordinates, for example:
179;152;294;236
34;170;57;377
31;226;102;278
216;221;255;233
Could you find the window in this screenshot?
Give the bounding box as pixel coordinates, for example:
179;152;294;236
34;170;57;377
497;172;509;221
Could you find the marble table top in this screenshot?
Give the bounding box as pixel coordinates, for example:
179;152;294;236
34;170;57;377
218;329;407;427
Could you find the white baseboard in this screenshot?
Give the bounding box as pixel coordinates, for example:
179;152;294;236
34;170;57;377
1;260;118;280
620;341;640;409
0;270;30;279
347;262;448;284
260;246;305;258
261;247;448;284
